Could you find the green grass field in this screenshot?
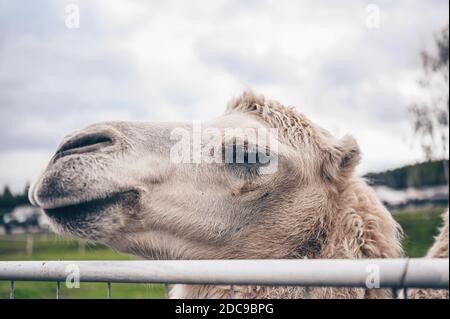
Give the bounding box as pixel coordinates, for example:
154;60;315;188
0;234;164;299
0;207;446;299
393;207;445;257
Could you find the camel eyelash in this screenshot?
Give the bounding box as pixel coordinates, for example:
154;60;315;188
226;158;261;175
221;142;273;178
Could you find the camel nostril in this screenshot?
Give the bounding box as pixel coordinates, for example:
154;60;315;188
55;132;114;159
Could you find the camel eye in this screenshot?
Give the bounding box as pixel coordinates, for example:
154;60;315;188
223;143;257;164
223;144;268;178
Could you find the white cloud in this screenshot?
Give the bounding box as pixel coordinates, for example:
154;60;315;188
0;149;53;192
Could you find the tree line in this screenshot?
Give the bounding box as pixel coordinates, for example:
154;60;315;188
0;185;30;210
364;159;449;189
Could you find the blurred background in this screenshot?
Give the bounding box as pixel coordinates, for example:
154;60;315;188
0;0;448;298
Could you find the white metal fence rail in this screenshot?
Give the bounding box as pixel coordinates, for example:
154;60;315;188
0;258;448;299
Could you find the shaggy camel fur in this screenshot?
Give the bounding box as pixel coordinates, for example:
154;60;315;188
408;210;449;299
31;91;409;299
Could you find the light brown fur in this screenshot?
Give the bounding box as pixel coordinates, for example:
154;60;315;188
32;91;450;299
171;92;403;298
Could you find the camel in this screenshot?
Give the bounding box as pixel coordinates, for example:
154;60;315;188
28;91;444;299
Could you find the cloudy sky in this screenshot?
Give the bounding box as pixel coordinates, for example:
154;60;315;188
0;0;449;192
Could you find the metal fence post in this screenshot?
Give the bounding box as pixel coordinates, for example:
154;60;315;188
56;281;61;299
391;288;398;299
229;285;235;299
163;283;169;299
9;281;14;299
107;282;112;299
304;286;311;299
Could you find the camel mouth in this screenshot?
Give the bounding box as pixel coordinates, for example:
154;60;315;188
43;190;139;223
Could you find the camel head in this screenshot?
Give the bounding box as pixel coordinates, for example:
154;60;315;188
29;92;363;260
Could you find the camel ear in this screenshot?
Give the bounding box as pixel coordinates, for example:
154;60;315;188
320;135;361;184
